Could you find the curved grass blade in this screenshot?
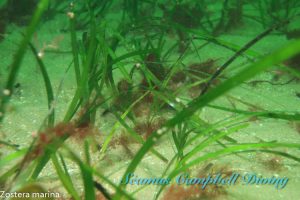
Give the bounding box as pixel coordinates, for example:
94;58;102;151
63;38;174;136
69;7;81;86
207;104;300;121
0;148;27;169
51;154;80;200
64;145;134;200
181;123;248;163
100;91;150;158
67;151;96;200
0;0;49;123
28;42;55;126
154;142;300;200
176;142;300;174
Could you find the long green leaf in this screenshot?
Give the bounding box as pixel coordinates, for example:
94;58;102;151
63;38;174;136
51;154;80;200
0;0;49;123
154;142;300;200
28;43;55;126
0;149;27;169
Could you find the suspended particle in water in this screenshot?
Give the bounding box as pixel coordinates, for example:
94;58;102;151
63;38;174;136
152;137;158;142
69;2;74;8
3;89;10;96
157;127;167;135
31;131;38;138
67;12;75;19
135;63;141;68
37;51;44;58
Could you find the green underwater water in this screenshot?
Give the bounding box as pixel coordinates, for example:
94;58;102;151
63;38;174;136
0;0;300;199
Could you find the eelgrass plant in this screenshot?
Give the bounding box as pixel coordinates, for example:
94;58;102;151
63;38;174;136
0;0;300;199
